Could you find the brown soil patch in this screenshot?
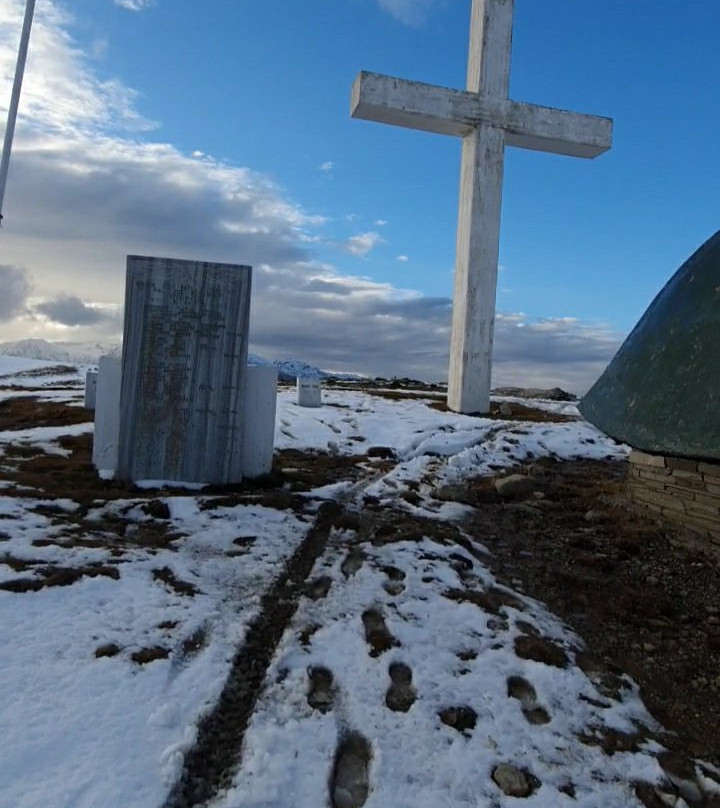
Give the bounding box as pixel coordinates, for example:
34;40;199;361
152;566;200;596
428;399;576;423
0;397;90;430
462;458;720;766
95;643;121;658
3;432;142;506
0;364;78;380
275;449;367;491
514;634;570;668
132;646;170;664
316;379;575;424
0;562;119;593
443;586;523;616
1;552;37;572
180;626;208;658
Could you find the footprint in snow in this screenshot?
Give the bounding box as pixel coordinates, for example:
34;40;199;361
385;662;416;712
331;732;372;808
341;547;365;579
381;565;406;596
362;608;398;657
507;675;551;725
307;666;335;713
306;576;333;600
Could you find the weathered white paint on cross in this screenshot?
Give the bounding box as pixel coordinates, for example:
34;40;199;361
351;0;612;414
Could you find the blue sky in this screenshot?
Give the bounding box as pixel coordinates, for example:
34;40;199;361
0;0;718;391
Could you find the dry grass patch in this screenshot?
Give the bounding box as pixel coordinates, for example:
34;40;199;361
0;397;90;430
0;562;119;593
152;566;199;596
131;646;170;665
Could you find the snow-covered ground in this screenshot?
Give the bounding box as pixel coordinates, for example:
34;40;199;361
0;359;713;808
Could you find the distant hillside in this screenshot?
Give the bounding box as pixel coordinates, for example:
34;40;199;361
270;358;366;383
0;340;365;382
0;339;119;365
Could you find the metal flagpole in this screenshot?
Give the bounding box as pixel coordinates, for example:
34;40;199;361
0;0;37;226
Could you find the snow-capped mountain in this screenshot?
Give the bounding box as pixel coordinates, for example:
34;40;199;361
0;341;365;381
0;339;119;365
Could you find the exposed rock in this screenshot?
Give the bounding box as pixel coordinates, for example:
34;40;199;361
491;763;533;798
366;446;396;459
493;386;577;401
434;485;471;503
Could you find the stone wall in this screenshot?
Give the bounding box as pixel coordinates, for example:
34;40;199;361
629;449;720;556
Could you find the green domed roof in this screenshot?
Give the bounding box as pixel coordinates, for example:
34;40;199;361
579;230;720;460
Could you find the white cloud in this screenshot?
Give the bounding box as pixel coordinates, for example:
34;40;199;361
375;219;388;226
0;264;31;321
319;160;334;172
397;255;409;262
113;0;153;10
343;231;383;257
0;0;155;135
0;0;622;394
376;0;436;26
34;294;109;326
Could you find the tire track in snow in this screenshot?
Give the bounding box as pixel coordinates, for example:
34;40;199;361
163;501;344;808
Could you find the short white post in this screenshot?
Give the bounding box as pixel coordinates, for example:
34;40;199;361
242;365;278;478
297;376;322;408
92;356;121;473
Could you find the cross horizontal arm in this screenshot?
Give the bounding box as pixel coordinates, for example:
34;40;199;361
505;102;612;158
351;71;478;137
351;71;613;159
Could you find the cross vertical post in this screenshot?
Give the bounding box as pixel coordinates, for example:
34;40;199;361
350;0;612;413
450;0;514;413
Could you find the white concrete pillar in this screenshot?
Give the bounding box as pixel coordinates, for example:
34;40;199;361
84;370;98;410
92;356;121;474
242;365;278;478
297;376;322;408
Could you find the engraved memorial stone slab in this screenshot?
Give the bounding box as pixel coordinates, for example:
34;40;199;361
117;256;252;484
84;370;98;410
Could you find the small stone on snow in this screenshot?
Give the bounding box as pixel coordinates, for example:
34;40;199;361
492;763;533;798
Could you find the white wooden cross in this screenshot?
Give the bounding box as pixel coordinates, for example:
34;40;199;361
351;0;613;413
